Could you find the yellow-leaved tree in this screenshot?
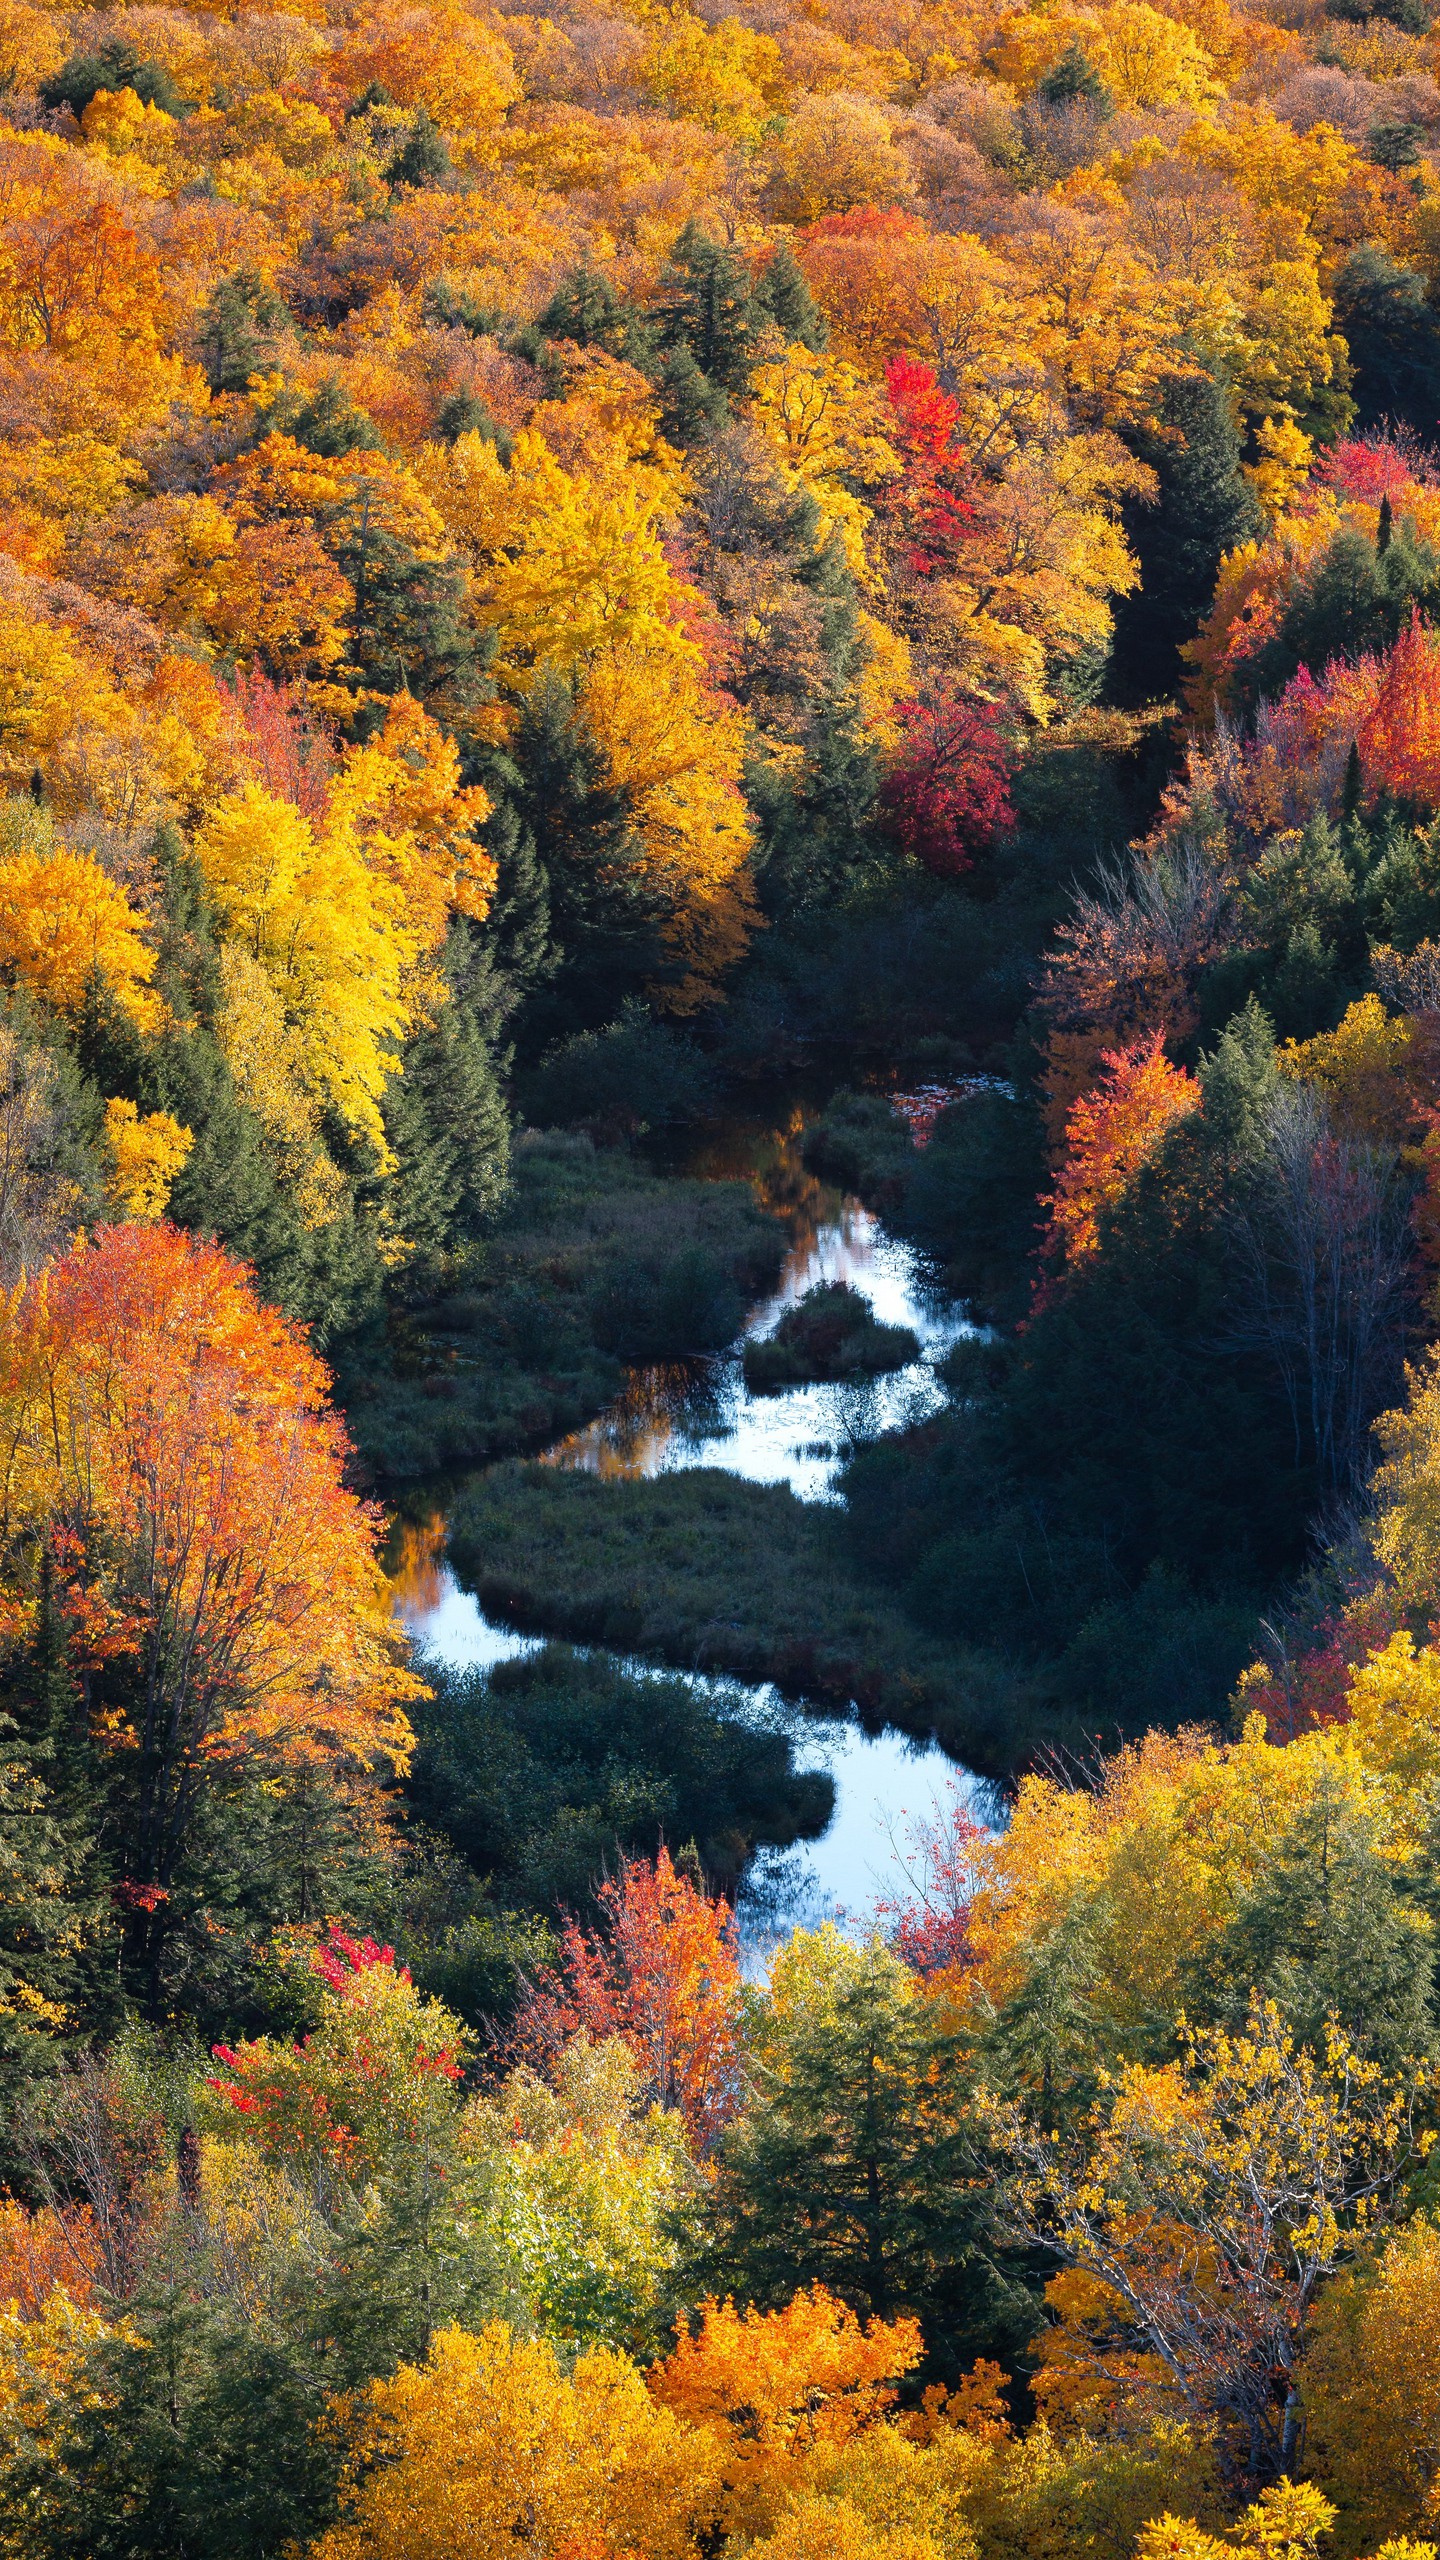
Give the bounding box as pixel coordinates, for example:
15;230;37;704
102;1101;193;1221
310;2322;716;2560
194;782;412;1167
0;799;161;1032
422;422;757;1007
1301;2215;1440;2550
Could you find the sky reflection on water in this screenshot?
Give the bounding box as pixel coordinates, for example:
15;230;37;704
389;1123;992;1942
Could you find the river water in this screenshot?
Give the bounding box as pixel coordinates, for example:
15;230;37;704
390;1108;995;1942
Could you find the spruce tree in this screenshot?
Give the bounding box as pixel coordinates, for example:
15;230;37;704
483;677;675;1057
656;221;761;393
196;271;289;396
699;1939;1026;2371
754;242;827;351
334;512;486;711
287;376;382;458
1108;368;1259;705
385;108;451;189
384;958;511;1284
536;267;656;369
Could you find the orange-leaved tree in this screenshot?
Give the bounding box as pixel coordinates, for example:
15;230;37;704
1039;1031;1200;1277
649;2286;924;2538
510;1847;742;2150
0;1224;418;1968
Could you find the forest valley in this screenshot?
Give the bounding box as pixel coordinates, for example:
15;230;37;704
15;0;1440;2542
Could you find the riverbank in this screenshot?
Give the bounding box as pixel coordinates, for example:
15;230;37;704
441;1457;1046;1782
338;1131;788;1480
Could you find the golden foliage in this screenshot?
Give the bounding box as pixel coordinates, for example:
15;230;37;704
102;1100;194;1221
311;2322;717;2560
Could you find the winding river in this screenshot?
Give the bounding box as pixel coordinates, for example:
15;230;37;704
389;1107;996;1944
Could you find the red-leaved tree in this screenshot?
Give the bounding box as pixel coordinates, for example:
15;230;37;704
511;1847;742;2150
883;352;972;573
1039;1030;1200;1276
879;692;1014;877
874;1781;986;1978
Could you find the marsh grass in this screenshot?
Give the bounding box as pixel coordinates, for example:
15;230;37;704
742;1283;919;1392
445;1463;1048;1774
341;1132;786;1478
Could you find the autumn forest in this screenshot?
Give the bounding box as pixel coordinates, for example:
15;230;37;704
8;0;1440;2544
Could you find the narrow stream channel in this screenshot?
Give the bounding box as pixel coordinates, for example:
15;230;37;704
390;1109;996;1943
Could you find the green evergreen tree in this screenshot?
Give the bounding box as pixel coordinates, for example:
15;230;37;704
687;430;879;914
656;221;761;393
700;1938;1025;2371
384;941;511;1287
333;501;488;716
196;271;289;397
466;807;555;1062
73;833;385;1344
655;344;730;445
0;1552;108;2107
385;107;451;188
0;2293;340;2560
434;390;510;452
1196;996;1280;1159
1334;243;1440;436
286;376;382;458
481;676;675;1057
422;278;503;339
753;242;827;351
1109;369;1259;706
536;267;656;369
41;36;186;119
1245;517;1440;704
1036;38;1112;108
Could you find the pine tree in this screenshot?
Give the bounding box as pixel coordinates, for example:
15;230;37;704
754;243;827;352
656;221;761;394
1108;369;1259;706
434;391;509;452
74;841;384;1343
468;806;555;1063
1183;1783;1436;2071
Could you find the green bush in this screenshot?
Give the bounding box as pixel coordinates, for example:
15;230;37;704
742;1283;919;1390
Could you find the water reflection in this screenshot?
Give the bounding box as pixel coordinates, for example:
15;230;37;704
388;1111;992;1932
541;1194;978;1502
392;1556;985;1952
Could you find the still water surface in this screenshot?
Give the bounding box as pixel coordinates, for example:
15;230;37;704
390;1111;992;1938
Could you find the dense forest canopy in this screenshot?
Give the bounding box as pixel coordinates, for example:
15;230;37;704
9;0;1440;2545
